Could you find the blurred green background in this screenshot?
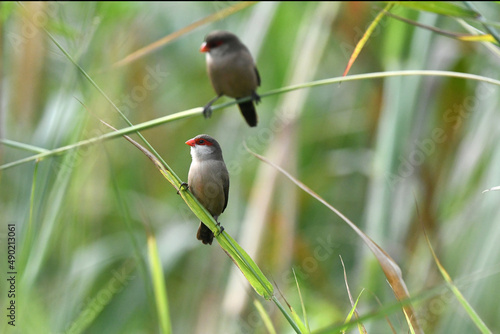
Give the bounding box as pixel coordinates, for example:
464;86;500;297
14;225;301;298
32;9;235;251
1;2;500;333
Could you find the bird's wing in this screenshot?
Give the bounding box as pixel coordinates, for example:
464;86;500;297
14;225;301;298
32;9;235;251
222;166;230;213
255;66;261;87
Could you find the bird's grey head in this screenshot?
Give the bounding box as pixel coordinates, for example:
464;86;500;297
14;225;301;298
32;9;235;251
185;134;224;161
201;30;242;55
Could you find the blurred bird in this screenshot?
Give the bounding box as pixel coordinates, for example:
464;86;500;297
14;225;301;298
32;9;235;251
185;134;229;245
200;30;261;127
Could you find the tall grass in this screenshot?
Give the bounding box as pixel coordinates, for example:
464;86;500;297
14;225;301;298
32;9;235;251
1;2;500;333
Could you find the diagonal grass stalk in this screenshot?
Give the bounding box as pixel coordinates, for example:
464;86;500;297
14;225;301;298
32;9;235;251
418;206;492;333
100;122;301;333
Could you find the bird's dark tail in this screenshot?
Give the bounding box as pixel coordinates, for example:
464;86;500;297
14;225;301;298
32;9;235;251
237;101;258;127
197;222;214;245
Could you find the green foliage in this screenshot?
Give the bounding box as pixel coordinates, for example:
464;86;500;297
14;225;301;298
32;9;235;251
2;2;500;334
396;2;478;18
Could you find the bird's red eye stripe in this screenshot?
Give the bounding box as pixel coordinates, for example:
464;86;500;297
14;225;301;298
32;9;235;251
196;138;213;146
207;40;224;48
200;40;225;52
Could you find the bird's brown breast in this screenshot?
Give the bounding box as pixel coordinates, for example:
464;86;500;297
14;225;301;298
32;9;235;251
206;52;258;98
188;159;228;217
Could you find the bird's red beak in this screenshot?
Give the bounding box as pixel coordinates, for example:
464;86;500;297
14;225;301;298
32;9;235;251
185;138;196;146
200;42;209;53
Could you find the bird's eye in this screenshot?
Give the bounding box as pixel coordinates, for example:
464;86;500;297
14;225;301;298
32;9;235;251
209;40;224;48
195;138;213;146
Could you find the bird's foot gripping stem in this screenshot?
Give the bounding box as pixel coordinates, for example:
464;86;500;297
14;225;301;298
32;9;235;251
202;105;213;119
177;182;189;195
215;221;225;236
202;94;222;119
252;91;261;104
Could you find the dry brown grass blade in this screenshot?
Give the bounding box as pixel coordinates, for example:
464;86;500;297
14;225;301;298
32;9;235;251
245;145;423;334
111;2;257;69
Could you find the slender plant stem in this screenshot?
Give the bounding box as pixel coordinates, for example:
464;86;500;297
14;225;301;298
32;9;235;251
2;139;50;153
272;296;302;334
2;70;500;170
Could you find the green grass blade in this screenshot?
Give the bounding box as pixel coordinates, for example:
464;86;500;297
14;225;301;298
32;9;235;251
405;311;416;334
253;299;277;334
20;149;81;289
343;290;365;333
218;232;274;299
340;256;367;334
18;160;39;274
271;296;303;334
288;304;309;334
292;269;310;333
395;1;478;17
1;138;49;153
315;283;453;333
147;234;172;334
421;221;492;333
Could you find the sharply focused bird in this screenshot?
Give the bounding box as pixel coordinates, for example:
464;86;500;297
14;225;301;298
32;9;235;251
200;30;261;127
185;134;230;245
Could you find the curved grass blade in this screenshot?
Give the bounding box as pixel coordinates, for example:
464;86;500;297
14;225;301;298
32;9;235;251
112;2;257;68
246;146;423;334
4;70;500;170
